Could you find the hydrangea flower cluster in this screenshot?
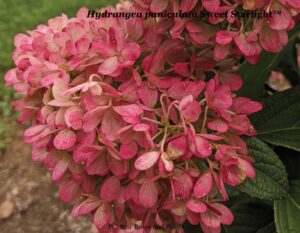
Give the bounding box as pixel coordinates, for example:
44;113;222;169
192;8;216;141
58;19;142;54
4;0;299;232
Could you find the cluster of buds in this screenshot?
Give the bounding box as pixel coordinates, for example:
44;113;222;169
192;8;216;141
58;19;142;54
4;0;299;232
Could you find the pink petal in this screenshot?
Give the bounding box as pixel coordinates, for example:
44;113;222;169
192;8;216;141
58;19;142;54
219;73;243;91
174;63;190;77
127;18;144;40
139;181;158;208
120;141;138;160
173;172;193;200
213;44;230;61
216;30;235;45
200;221;221;233
210;203;234;225
139;82;158;108
92;40;115;57
202;0;220;12
59;180;80;203
287;0;300;8
208;119;228;133
167;135;188;160
135;151;160;170
179;95;201;122
65;106;83;130
101;110;127;141
71;197;100;217
259;27;283;52
53;129;76;150
194;171;213;198
229;115;250;133
100;176;121;202
82;106;109;132
133;123;150;132
98;56;119;75
121;42;141;61
200;210;221;229
150;0;169;13
186;209;200;225
113;104;143;117
269;3;291;30
52;157;69;181
234;34;259;56
93;203;114;229
194;136;212;158
232;97;262;115
180;0;198;12
186;199;207;213
86;154;108;176
239;158;256;179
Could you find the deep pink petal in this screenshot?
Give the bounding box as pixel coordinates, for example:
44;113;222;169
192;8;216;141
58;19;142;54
100;176;121;202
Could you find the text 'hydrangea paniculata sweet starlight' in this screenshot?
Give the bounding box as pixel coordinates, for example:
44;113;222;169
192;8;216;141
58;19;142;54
5;0;299;232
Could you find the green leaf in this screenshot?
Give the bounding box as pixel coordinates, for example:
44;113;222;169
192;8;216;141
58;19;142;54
250;85;300;152
225;201;274;233
237;23;300;100
238;138;289;200
274;181;300;233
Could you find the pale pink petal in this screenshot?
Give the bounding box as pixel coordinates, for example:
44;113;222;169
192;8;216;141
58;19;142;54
113;104;143;117
52;157;69;181
134;151;160;170
98;56;119;75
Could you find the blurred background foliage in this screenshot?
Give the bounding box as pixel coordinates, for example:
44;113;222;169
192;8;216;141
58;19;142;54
0;0;116;151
